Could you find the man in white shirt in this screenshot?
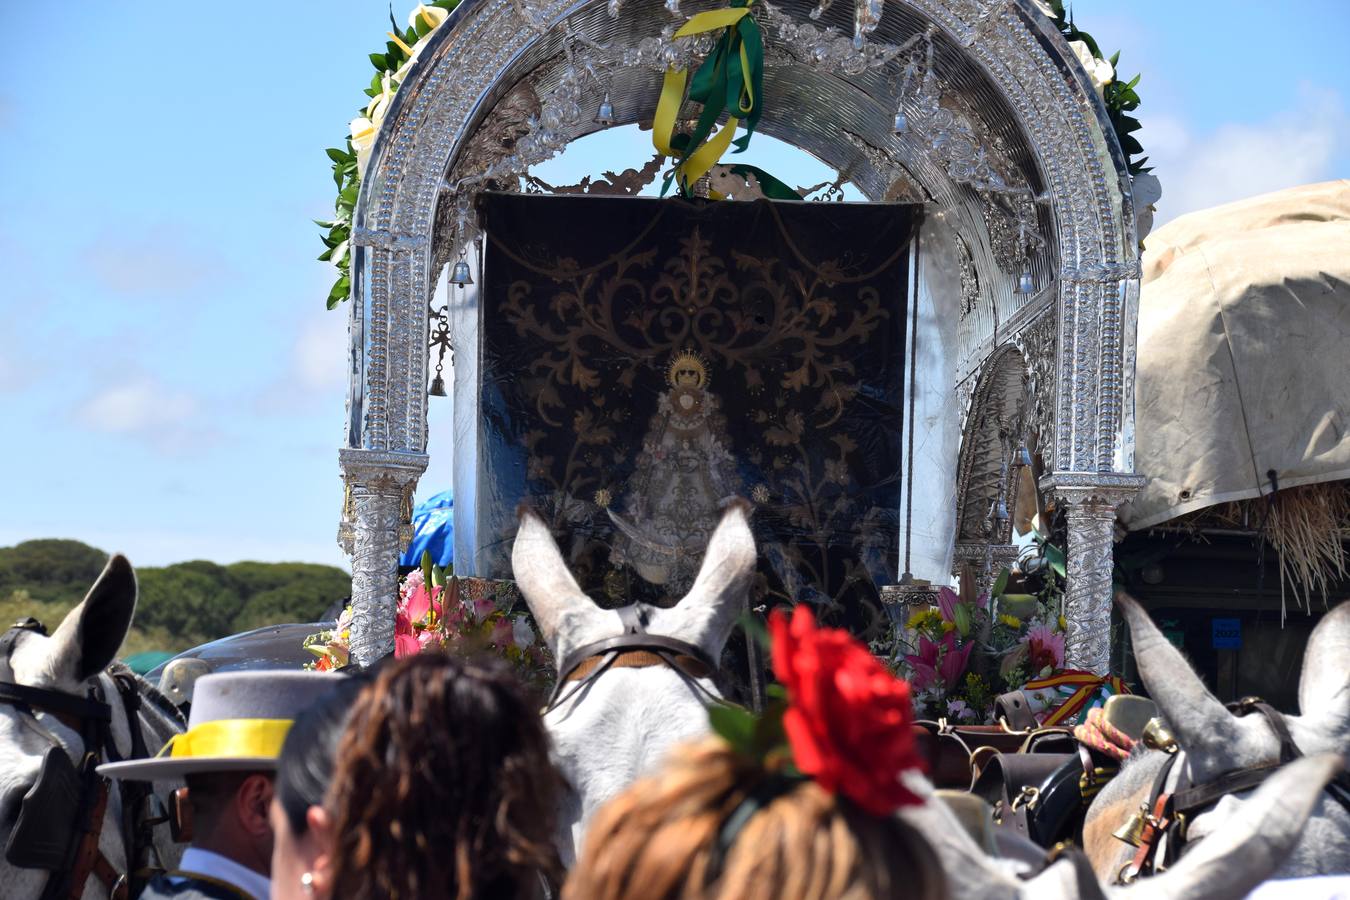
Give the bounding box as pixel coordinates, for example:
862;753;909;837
100;670;341;900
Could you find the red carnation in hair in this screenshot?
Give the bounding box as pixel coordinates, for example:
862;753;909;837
769;604;924;815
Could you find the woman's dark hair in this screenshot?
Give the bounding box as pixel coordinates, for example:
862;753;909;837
326;652;565;899
275;672;370;836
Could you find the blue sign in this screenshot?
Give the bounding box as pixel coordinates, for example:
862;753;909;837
1211;618;1242;650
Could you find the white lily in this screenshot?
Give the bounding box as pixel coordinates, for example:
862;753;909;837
1132;172;1162;239
366;71;396;123
1068;39;1114;98
350;115;378;176
408;2;449;34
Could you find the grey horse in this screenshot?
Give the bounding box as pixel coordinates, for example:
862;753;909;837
1082;595;1349;883
0;555;185;899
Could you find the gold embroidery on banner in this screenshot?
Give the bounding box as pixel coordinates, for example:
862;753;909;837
495;208;905;629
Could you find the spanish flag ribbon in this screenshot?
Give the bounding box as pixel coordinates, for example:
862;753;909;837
158;718;294;760
655;0;764;196
1023;670;1129;727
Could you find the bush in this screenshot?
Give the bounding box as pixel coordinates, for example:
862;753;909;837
0;540;350;656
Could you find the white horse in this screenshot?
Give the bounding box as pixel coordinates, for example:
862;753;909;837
0;555;185;899
513;502;757;866
1082;595;1350;883
514;506;1344;897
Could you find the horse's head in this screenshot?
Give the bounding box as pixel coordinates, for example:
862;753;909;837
512;501;757;863
0;555;137;895
1083;594;1350;882
513;500;756;668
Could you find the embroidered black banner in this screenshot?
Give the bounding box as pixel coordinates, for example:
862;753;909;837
477;193;919;635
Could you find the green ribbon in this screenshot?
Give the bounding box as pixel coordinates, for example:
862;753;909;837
662;0;764;197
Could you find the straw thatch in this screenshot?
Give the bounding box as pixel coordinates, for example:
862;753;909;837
1175;480;1350;618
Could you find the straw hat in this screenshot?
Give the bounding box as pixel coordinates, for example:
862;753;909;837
99;670;344;780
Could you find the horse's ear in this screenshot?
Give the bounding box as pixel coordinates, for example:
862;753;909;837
1124;753;1344;899
1299;600;1350;722
650;500;756;659
1114;591;1249;774
512;509;610;661
49;554;137;682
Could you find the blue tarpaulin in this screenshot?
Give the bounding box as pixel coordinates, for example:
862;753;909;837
401;489;454;568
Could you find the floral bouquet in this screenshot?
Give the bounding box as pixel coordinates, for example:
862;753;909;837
303;555;553;696
878;572;1074;724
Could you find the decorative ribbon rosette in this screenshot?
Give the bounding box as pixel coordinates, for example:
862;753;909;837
1019;669;1129;727
710;605;925;816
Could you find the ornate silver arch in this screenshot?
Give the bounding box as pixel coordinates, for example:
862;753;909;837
340;0;1143;669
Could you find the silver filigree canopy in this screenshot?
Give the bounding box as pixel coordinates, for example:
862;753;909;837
340;0;1142;671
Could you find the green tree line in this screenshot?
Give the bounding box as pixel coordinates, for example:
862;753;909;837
0;539;349;656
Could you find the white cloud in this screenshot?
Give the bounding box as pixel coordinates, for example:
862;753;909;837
83;226;228;297
76;376;219;454
252;310;350;413
1144;85;1349;225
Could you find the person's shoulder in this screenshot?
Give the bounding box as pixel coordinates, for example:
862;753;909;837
137;871;255;900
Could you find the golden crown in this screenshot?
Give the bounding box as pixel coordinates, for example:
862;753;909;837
666;349;709;388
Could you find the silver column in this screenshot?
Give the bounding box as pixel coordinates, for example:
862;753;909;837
1042;473;1143;674
340;448;428;666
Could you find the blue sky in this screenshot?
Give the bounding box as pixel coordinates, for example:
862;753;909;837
0;2;1346;570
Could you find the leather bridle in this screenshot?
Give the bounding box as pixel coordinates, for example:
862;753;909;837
0;619;165;900
1117;696;1350;883
543;626;723;715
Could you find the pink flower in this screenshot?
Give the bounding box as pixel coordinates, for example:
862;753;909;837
905;634;942;691
935;587;960;622
400;569;425;603
938;632;973;688
1022;625;1065;672
904;631;973;692
417;629;439;650
395;632;421;658
404;585;432;623
472;597;496;619
491;617;515;648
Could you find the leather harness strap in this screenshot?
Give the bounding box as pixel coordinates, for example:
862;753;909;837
544;631;723;714
565;649;713;683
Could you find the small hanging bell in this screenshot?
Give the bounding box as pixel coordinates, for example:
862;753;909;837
450;258;473;288
1111;805;1152;848
428;374;448;397
594;94;616;126
1015;265;1034;295
1013;444;1033;468
893;109;908;134
993;496;1010;523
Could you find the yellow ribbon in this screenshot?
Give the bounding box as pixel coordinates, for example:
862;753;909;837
159;718;294;760
679;116;740;190
653;5;756;191
653;67;687;158
673;6;750;36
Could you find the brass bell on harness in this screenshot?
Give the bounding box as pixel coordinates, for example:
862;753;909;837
1111;803;1152;847
1141;717;1178;754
